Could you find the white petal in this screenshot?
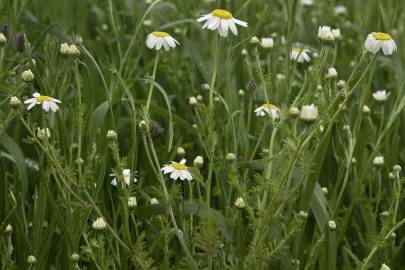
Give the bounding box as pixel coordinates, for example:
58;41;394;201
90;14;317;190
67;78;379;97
165;36;176;47
228;19;238;35
111;178;117;186
208;17;220;30
162;39;170;51
27;101;36;110
33;92;40;97
170;170;179;180
162;165;175;174
197;14;212;22
42;101;50;112
24;98;36;104
232;18;248;27
220;19;229;37
180;159;186;164
51;98;61;103
147;35;157;49
49;102;59;112
155;38;163;50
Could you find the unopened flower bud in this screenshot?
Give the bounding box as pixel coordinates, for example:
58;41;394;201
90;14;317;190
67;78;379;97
373;156;384;168
21;69;34;83
288;107;300;118
321;187;328;195
150;197;159;204
193;156;203;169
139;120;148;132
363;105;371;115
0;33;7;46
225;153;237;162
337;80;346;89
37;128;51;140
176;147;186;157
128;197;137;209
393;165;401;172
241;49;248;56
10;96;22;109
196;95;203;101
106;130;118;141
250;36;260;44
92;217;107;231
298;210;308;219
380;263;391;270
238;89;245;97
189;96;198;105
4;224;13;234
234;197;246;208
70;253;80;262
27;255;37;265
201;83;210;91
328;220;336;231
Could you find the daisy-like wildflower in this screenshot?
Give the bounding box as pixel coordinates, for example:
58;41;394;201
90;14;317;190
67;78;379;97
110;169;137;186
196;9;247;37
161;159;193;180
255;103;281;119
373;155;384;167
299;104;318;123
318;26;335;42
261;37;274;49
60;43;80;56
326;67;338;79
334;5;347;16
372;90;390;102
364;32;397;55
234;197;246;208
146;31;179;51
92;217;107;230
291;48;311;63
24;92;61;112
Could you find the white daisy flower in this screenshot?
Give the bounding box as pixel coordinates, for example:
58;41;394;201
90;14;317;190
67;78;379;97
326;67;338;79
364;32;397;55
372;90;390;102
161;159;193;181
197;9;247;37
24;92;61;112
291;48;311;63
110;169;137;186
146;31;179;51
299;104;318;123
334;5;347;16
318;25;335;42
261;38;274;49
255;103;281;119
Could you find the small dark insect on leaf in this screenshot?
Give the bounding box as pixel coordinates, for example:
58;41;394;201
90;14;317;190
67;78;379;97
366;143;374;151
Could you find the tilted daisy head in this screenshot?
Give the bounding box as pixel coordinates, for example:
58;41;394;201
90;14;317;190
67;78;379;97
291;48;311;63
24;92;61;112
364;32;397;55
161;159;193;181
197;9;247;37
146;31;179;51
110;168;137;186
255;103;281;119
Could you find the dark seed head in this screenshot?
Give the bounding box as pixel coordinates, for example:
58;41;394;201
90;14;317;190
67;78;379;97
15;34;25;52
2;24;9;38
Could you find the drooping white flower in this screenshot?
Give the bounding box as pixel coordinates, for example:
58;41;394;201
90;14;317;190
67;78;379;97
146;31;179;51
334;5;347;16
110;169;137;186
372;90;390;102
364;32;397;55
254;103;281;119
261;37;274;49
291;48;311;63
299;104;318;123
197;9;247;37
318;26;335;42
300;0;314;6
24;92;61;112
161;159;193;181
326;67;338;79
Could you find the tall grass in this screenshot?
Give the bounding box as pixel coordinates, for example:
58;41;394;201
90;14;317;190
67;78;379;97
1;0;405;269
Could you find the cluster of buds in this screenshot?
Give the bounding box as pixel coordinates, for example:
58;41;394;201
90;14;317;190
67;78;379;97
60;43;80;57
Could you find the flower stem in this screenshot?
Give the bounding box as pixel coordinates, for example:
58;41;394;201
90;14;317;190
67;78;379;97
146;52;160;114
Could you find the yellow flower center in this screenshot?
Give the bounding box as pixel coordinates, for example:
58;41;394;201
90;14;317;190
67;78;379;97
152;31;169;37
172;162;188;170
372;32;392;41
212;9;233;19
293;48;304;53
36;96;52;102
262;103;278;110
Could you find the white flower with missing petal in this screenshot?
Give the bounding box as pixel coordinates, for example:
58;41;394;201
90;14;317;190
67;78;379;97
291;48;311;63
372;90;390;102
364;32;397;55
161;159;193;181
24;92;61;112
110;169;137;186
197;9;247;37
146;31;179;51
255;103;280;119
